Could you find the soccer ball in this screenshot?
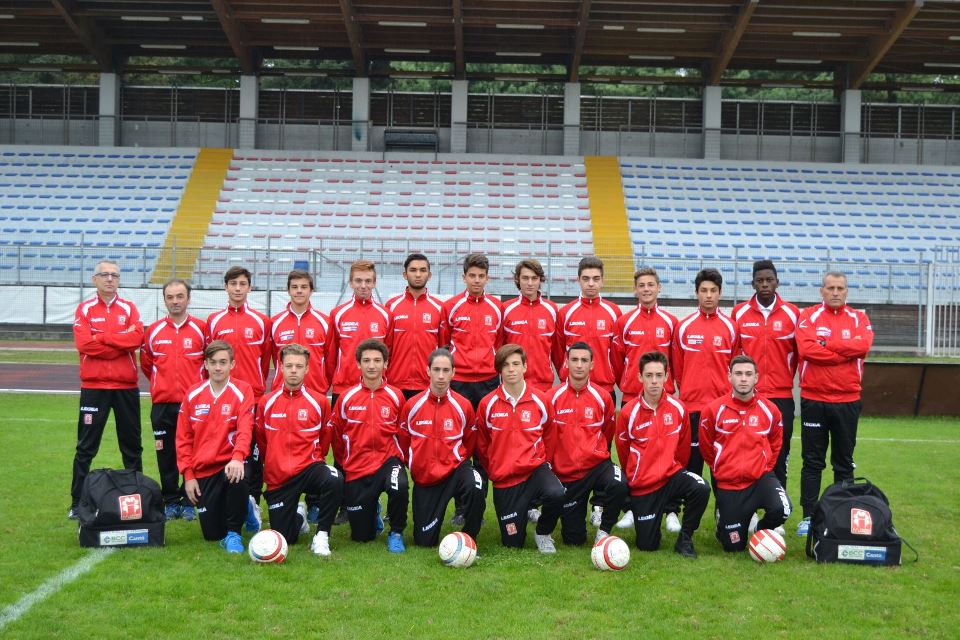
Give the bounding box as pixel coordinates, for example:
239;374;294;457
438;532;477;568
591;535;630;571
748;529;787;563
248;529;288;563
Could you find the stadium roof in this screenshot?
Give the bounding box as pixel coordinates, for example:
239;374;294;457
1;1;959;90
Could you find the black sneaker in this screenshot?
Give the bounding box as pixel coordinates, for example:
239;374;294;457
333;507;349;526
674;532;697;559
67;506;79;520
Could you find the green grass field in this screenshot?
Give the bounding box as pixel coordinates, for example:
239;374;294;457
0;393;957;639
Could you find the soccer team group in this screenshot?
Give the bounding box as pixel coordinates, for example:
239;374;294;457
69;251;873;560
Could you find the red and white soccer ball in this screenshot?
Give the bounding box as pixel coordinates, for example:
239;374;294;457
248;529;288;564
748;529;787;563
438;532;477;568
591;535;630;571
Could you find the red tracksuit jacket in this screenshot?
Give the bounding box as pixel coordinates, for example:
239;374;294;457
329;381;405;481
206;303;272;398
612;304;679;399
175;378;255;481
502;293;560;392
699;393;783;491
270;303;330;393
475;384;554;488
74;294;144;389
141;315;208;403
443;291;504;382
326;296;391;394
797;303;874;403
732;294;800;399
615;394;691;496
555;296;622;393
386;289;446;391
255;385;332;491
398;388;476;486
672;309;738;413
547;381;615;483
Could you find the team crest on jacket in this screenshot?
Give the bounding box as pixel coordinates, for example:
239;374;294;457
380;405;391;418
713;335;722;347
298;409;308;421
118;315;127;325
443;418;454;431
422;313;432;323
244;327;254;339
305;328;315;339
842;329;851;340
656;327;665;338
596;319;606;330
538;318;547;330
584;407;594;420
484;315;493;326
221;404;232;415
184;337;193;348
370;322;380;333
663;413;673;425
773;320;782;331
521;410;531;422
748;415;759;426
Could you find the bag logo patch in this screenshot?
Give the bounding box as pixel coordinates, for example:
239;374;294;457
118;494;143;521
850;508;873;535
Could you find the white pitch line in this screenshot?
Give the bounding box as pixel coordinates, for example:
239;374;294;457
0;548;114;632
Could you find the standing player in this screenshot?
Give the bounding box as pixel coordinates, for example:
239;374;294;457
475;344;566;552
795;272;873;537
69;260;144;520
502;259;559;393
699;355;790;552
555;257;622;396
443;252;503;409
330;339;408;553
270;269;329;394
207;265;271;532
548;342;628;545
141;278;207;522
326;260;391;405
255;344;344;557
669;268;737;532
398;348;486;547
732;260;799;494
176;341;255;554
386;253;446;400
616;352;709;558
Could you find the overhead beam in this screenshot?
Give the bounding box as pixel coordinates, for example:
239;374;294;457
338;0;367;76
708;0;759;85
210;0;256;74
50;0;114;71
453;0;464;79
848;0;923;89
568;0;592;82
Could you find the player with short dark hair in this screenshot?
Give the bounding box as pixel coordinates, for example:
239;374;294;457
399;348;486;547
176;341;256;554
475;344;565;552
502;259;559;393
699;355;790;553
270;269;330;394
141;278;208;521
330;339;408;553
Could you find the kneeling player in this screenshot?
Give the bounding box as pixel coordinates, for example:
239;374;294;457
176;341;255;553
476;344;565;553
699;355;790;552
330;339;409;553
256;344;344;557
399;348;486;547
549;342;628;544
616;351;709;558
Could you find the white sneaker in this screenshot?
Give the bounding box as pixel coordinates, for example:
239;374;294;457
590;506;603;527
311;530;331;557
774;525;786;537
748;512;760;536
595;529;609;544
297;502;310;535
665;512;681;533
615;510;634;529
534;533;557;554
527;508;541;524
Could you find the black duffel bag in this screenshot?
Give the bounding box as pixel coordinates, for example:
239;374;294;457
77;468;165;548
806;477;915;566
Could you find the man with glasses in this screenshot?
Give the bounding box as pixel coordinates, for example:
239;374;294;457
69;260;144;520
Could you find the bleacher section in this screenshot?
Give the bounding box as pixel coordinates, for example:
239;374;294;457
0;146;197;285
622;159;960;303
198;152;593;296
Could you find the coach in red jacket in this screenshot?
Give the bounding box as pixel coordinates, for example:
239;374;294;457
141;278;207;521
732;260;800;492
399;348;485;547
795;272;874;536
475;344;565;552
699;355;790;552
256;344;343;557
176;341;255;554
70;259;144;520
330;339;408;553
616;351;708;558
502;259;559;393
548;342;627;545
